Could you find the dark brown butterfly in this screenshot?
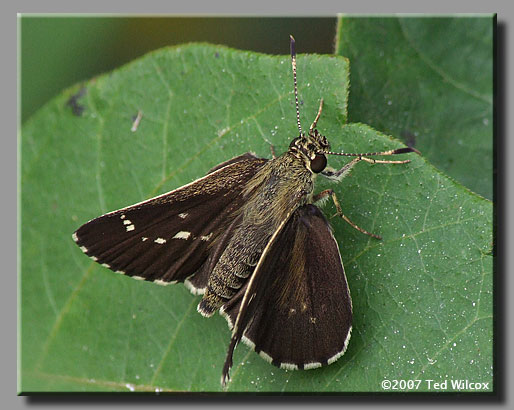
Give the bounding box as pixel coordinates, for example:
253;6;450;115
73;36;419;387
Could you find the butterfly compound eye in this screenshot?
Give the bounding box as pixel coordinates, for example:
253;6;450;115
310;154;327;173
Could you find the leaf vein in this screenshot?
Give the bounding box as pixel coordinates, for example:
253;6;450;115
149;297;197;386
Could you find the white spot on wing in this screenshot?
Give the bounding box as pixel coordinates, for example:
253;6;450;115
101;263;110;268
154;237;167;244
120;214;126;219
90;256;98;262
154;279;175;286
241;335;255;350
115;270;125;275
184;278;205;295
79;246;88;253
141;237;148;241
178;213;188;219
304;362;322;370
200;233;213;241
259;351;273;364
280;362;298;371
172;231;191;240
126;224;135;232
132;275;145;281
327;326;352;365
219;306;233;329
72;232;79;242
123;219;132;225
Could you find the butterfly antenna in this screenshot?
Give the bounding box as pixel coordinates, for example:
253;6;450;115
325;147;421;157
290;35;302;136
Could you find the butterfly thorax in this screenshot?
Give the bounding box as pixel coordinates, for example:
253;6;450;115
198;149;316;316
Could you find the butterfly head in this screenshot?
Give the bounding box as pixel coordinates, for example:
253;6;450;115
289;128;330;173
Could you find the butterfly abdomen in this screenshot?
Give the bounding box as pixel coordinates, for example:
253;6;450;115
197;224;270;317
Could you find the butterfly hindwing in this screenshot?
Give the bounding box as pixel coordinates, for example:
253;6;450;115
221;204;352;383
73;153;268;289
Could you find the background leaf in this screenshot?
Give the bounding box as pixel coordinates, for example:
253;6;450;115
336;16;493;200
21;42;492;392
20;16;337;123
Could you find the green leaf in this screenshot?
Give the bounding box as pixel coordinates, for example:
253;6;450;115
21;43;492;393
336;16;493;200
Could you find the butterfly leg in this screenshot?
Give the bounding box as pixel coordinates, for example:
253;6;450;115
321;157;362;181
322;153;412;181
269;143;277;159
313;189;382;240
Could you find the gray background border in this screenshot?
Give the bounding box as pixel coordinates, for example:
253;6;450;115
10;0;510;407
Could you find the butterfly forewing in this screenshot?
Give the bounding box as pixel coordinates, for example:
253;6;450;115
73;153;267;288
221;204;352;381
